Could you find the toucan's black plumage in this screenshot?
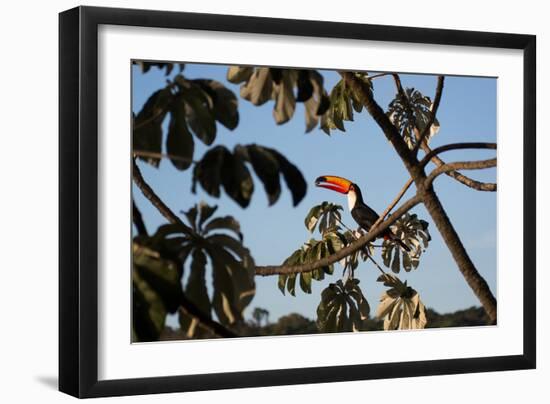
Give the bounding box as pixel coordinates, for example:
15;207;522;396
315;175;410;252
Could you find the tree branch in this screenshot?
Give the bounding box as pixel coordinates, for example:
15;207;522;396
425;158;497;188
254;194;421;276
371;177;414;231
419;142;497;168
133;150;197;166
421;187;497;323
132;201;148;236
132;159;194;234
418;141;497;192
345;72;497;323
413;76;445;154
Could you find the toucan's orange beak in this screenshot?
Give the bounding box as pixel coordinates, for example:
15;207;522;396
315;175;352;194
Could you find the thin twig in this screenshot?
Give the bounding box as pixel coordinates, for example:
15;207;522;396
371;177;414;232
413;76;445;155
425;158;497;189
367;255;387;275
419;142;497;168
132;159;194;234
368;73;391;80
132;201;148;236
134;150;197;165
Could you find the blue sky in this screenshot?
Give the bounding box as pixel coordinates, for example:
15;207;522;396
132;63;497;326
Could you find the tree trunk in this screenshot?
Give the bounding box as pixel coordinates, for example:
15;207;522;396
421;186;497;323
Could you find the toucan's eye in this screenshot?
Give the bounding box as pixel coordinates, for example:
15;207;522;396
349;185;354;191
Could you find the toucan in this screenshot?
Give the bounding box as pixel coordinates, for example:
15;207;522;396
315;175;410;252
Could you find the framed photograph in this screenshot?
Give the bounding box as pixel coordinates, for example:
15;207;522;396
59;6;536;398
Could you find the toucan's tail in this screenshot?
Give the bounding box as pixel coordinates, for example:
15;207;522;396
383;231;411;252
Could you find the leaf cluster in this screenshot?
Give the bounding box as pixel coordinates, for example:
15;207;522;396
192;143;307;208
375;273;427;330
227;66;331;132
132;202;255;341
133;74;239;170
387;87;440;149
381;213;430;273
316;278;370;332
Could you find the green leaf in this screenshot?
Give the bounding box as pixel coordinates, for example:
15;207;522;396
299;270;312;294
387;87;440;149
304;205;323;232
286;273;297;296
166;99;194;170
381;213;431;273
278;274;288;295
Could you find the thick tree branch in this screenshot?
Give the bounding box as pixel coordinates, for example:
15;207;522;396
254;194;421;276
413;76;445;154
421;187;497;323
132;159;194;234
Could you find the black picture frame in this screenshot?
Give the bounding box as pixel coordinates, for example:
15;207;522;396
59;5;536;398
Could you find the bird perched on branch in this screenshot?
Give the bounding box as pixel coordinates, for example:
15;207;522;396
315;175;410;252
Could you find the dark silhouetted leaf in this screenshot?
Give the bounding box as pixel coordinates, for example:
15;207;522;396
192;146;227;197
166;99;194;170
132;267;166;342
133;88;173;167
194;79;239;130
238;144;281;205
133;243;183;313
185;249;211;319
269;149;307;206
204;217;243;241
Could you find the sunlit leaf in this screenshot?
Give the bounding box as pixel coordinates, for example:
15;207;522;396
375;273;427;330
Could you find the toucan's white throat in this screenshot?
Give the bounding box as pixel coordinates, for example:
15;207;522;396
347;190;357;211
